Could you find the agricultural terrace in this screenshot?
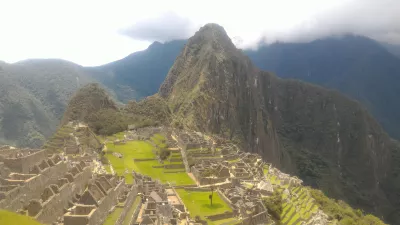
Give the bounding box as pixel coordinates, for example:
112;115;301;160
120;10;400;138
105;134;195;185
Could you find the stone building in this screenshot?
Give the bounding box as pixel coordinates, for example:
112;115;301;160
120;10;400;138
64;175;126;225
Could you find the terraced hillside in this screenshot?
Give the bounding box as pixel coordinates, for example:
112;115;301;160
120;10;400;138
43;122;102;154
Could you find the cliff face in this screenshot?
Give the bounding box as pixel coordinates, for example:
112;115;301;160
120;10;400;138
159;23;400;222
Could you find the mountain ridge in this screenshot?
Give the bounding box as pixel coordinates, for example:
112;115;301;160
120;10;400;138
149;23;400;223
0;59;99;147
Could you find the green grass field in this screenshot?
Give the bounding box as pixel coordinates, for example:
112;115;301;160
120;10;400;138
105;140;194;185
0;210;43;225
176;190;232;225
150;133;167;148
122;197;141;225
103;207;124;225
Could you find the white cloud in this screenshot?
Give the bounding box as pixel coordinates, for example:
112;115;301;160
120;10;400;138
0;0;399;66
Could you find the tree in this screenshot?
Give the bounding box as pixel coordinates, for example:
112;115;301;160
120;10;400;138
263;191;283;221
203;168;218;206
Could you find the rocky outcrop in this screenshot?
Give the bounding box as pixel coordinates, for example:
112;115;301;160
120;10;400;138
157;23;400;222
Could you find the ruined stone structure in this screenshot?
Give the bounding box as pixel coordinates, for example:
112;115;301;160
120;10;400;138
131;171;187;225
0;147;97;224
64;174;126;225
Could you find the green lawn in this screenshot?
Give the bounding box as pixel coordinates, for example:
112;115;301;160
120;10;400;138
150;133;167;148
105;141;194;185
176;190;232;225
122;197;141;225
103;207;124;225
0;210;43;225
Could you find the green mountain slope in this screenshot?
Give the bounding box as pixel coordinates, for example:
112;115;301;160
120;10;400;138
153;24;400;224
86;40;186;102
0;59;98;147
246;36;400;140
90;37;400;142
61;83;161;137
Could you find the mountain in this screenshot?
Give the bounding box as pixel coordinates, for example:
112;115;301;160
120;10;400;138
381;42;400;59
246;36;400;140
0;59;97;147
146;24;400;223
61;83;161;136
86;40;186;102
89;37;400;141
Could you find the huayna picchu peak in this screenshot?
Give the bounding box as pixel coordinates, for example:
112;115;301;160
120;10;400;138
155;23;400;223
0;23;397;225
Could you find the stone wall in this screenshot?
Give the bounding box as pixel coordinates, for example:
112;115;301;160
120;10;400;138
0;160;68;211
64;178;126;225
133;158;155;162
198;177;226;185
184;187;210;192
0;150;47;173
115;186;138;225
205;211;234;221
240;211;270;225
164;164;185;169
129;201;142;225
217;189;235;209
22;163;93;224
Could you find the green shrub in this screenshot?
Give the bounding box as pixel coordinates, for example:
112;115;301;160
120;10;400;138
263;190;283;221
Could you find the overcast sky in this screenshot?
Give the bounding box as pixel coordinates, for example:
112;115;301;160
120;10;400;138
0;0;399;66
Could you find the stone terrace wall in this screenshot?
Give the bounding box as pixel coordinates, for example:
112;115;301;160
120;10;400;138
86;180;126;225
240;211;269;225
217;189;235;209
206;211;234;221
115;186;138;225
0;160;68;211
0;150;47;173
34;166;93;224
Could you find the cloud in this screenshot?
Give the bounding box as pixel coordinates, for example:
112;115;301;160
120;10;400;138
119;12;196;43
1;0;400;65
259;0;400;45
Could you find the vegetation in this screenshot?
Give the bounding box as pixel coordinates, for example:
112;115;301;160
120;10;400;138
44;124;102;153
175;189;232;225
263;190;283;220
122;197;141;225
0;59;100;148
0;210;43;225
103;208;124;225
309;188;386;225
105;140;194;185
88;40;187;102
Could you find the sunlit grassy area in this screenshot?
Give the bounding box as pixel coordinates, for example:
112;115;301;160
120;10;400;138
105;140;194;185
0;210;43;225
176;190;232;225
103;207;124;225
278;186;319;225
122;197;141;225
150;133;167;148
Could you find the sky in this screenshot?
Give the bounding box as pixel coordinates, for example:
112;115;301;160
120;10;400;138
0;0;399;66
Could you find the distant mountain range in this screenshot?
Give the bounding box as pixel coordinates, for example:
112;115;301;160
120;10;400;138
85;40;186;102
2;33;400;148
0;59;98;147
88;36;400;140
246;36;400;139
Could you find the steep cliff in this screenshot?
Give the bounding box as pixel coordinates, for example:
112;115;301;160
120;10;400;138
158;24;400;223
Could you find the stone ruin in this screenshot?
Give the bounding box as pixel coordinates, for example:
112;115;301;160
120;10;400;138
63;174;127;225
0;147;94;224
131;171;187;225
